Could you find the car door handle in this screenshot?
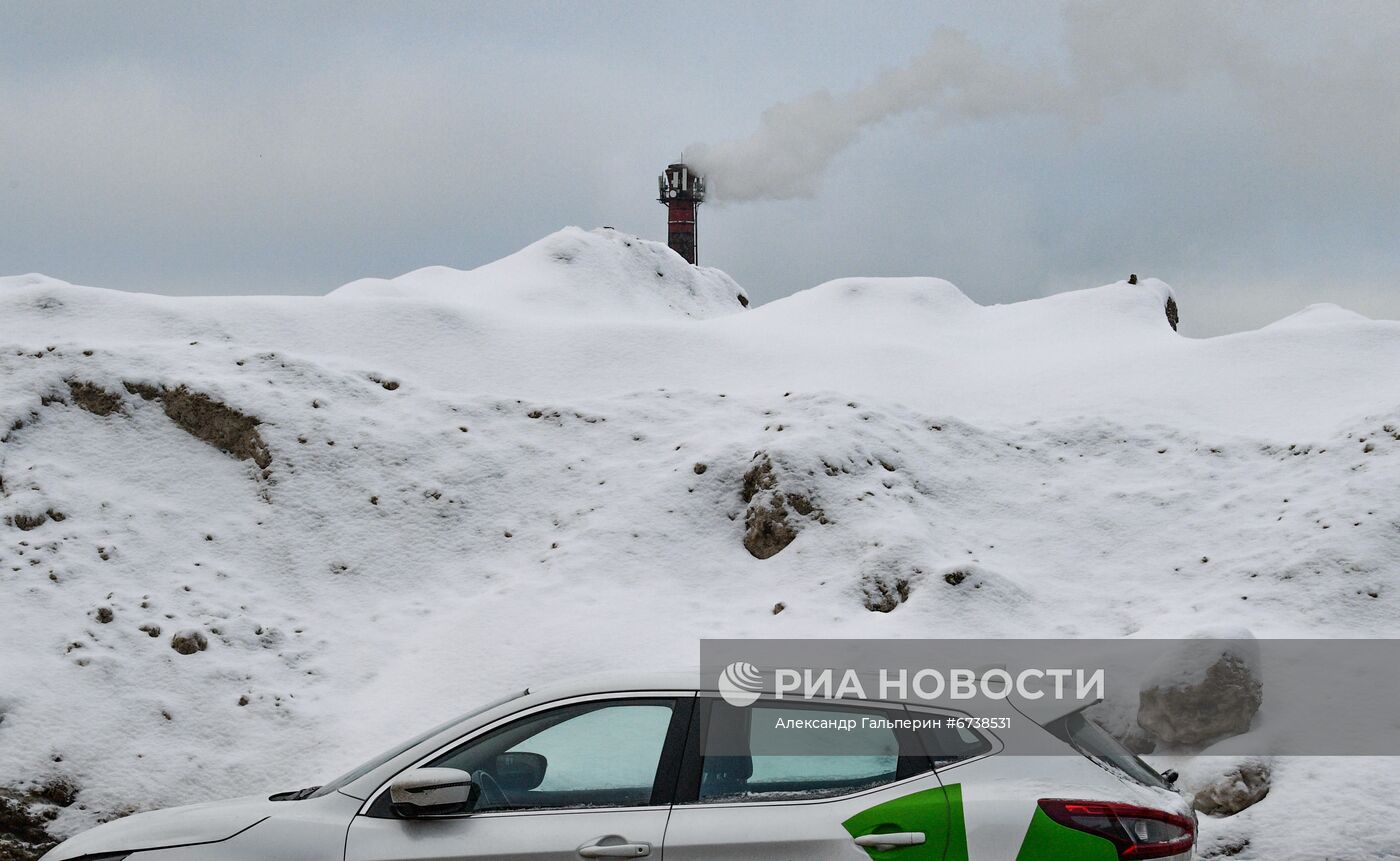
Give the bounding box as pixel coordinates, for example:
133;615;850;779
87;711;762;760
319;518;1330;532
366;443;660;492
854;831;926;850
578;841;651;858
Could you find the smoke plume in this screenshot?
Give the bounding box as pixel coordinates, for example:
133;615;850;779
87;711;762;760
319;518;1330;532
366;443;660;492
688;1;1400;202
687;28;1067;202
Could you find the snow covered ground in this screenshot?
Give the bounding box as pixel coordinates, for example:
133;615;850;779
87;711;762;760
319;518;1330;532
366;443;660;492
2;227;1399;859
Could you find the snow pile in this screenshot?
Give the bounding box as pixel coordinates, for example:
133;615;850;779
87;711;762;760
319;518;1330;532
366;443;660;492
2;229;1400;860
330;227;749;320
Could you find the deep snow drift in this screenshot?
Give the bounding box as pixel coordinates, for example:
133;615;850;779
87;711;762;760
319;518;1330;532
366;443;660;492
2;228;1399;860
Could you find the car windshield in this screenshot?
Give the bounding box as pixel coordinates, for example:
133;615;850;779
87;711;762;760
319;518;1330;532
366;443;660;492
1047;711;1170;790
309;689;527;798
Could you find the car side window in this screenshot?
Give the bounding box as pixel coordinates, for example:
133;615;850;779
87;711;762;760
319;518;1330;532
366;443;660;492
425;699;677;813
686;699;927;804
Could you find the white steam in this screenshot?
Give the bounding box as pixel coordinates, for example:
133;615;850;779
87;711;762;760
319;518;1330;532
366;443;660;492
688;1;1400;202
687;28;1067;202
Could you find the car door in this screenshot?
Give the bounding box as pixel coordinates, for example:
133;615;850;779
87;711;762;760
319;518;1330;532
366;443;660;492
346;693;691;861
662;695;954;860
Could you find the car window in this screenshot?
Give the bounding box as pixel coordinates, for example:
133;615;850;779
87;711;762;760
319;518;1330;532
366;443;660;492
692;700;917;803
427;699;676;812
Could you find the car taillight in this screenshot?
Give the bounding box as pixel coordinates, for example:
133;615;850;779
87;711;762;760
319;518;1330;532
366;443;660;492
1038;798;1196;859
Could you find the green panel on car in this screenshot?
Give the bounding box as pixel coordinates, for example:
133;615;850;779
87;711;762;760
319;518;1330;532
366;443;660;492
1014;807;1119;861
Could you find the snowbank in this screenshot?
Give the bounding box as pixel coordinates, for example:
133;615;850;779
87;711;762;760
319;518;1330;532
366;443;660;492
2;230;1398;859
330;227;749;320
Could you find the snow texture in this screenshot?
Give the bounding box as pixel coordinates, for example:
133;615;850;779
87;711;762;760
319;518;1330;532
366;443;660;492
2;227;1400;859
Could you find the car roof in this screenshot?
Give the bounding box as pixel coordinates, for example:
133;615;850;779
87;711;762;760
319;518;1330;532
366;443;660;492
526;669;706;699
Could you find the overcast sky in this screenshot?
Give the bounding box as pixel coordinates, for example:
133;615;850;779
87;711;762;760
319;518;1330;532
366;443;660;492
2;1;1397;335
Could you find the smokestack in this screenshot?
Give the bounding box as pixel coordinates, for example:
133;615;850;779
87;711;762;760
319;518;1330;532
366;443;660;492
658;162;705;265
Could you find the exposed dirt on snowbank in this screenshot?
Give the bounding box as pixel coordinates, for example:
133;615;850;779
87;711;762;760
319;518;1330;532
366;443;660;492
0;780;77;861
739;454;827;559
65;381;122;417
124;383;271;471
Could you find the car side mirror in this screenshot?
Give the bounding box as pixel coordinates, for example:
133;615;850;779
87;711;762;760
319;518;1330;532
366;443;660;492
495;751;547;792
389;767;475;818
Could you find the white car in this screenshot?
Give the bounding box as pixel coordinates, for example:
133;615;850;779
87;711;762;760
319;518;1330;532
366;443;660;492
43;672;1194;860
